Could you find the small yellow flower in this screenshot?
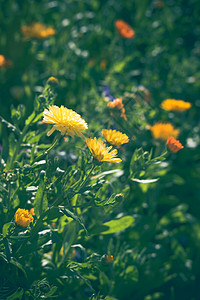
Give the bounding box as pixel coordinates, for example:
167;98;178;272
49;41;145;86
86;137;122;163
161;99;192;112
21;22;56;40
15;208;34;228
102;129;129;147
149;123;179;140
47;76;59;85
42;105;88;137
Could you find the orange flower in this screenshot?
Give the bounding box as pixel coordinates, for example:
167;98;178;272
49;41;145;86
15;208;34;227
106;255;113;263
166;136;183;153
29;208;35;215
115;20;135;39
0;54;12;68
21;22;56;40
107;97;127;120
149;123;179;140
161;99;192;112
0;55;6;67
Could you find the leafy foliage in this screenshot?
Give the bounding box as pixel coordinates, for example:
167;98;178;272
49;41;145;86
0;0;200;299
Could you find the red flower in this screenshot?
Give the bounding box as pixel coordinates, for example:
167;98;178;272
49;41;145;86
115;20;135;39
166;136;183;153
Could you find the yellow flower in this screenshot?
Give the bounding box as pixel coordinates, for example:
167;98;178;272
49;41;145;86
86;137;122;163
42;105;88;137
47;76;59;85
161;99;192;112
102;129;129;147
149;123;179;140
21;22;56;40
15;208;34;228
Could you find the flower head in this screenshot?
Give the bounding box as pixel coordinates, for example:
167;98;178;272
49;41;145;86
86;137;122;163
0;54;12;68
21;22;56;40
0;55;6;67
149;123;179;140
15;208;34;227
47;76;59;85
161;99;192;112
115;20;135;39
107;97;127;120
29;208;35;216
42;105;88;137
106;255;113;263
102;129;129;147
166;136;183;153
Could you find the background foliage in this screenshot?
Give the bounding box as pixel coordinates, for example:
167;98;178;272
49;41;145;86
0;0;200;299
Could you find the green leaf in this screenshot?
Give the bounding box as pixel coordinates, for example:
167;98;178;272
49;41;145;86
8;133;16;157
7;288;23;300
3;238;12;261
10;259;27;278
44;207;64;221
34;179;48;218
102;216;135;234
11;104;25;124
2;222;14;238
44;286;57;297
91;216;135;235
63;208;88;235
123;265;138;282
0;115;20;135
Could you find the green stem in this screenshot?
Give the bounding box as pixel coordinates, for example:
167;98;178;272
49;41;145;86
6;112;38;170
78;163;96;191
52;164;96;208
7;125;29;170
34;133;60;162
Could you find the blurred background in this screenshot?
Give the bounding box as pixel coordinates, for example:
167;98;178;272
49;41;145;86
0;0;200;299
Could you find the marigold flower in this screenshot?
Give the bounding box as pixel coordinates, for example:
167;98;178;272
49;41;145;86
29;208;35;215
47;76;59;85
106;255;113;263
115;20;135;39
0;55;6;67
15;208;34;228
21;22;56;40
0;55;12;68
161;99;192;112
102;129;129;147
86;137;122;163
166;136;183;153
107;97;127;120
42;105;88;137
149;123;179;140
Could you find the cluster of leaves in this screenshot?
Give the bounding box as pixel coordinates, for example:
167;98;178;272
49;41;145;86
0;0;200;300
